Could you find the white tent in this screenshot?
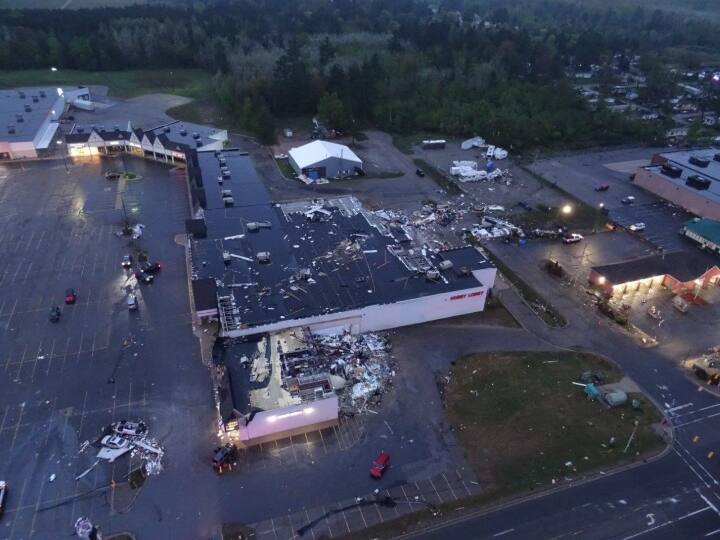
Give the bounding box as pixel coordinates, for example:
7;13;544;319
288;140;362;179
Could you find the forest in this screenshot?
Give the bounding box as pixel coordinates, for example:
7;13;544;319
1;0;718;147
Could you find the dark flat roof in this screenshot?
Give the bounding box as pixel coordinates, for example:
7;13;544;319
0;87;61;143
191;278;218;312
189;150;494;330
592;250;720;284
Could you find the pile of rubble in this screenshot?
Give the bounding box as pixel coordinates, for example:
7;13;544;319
450;160;510;183
78;420;164;479
312;332;396;415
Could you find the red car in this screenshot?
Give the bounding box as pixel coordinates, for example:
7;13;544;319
64;288;77;304
370;452;390;479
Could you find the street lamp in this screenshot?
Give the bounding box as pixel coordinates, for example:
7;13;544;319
561;204;573;215
50;66;58;72
56;140;69;173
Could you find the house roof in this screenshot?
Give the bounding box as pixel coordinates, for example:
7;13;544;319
592;250;719;285
684;218;720;246
288;140;362;169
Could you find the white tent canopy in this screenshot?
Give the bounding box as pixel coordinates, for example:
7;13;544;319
288;140;362;170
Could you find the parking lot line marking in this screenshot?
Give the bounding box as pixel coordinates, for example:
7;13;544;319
318;428;328;454
28;338;45;382
320;506;334;538
269;517;279;540
356;504;369;528
705;528;720;537
8;404;25;453
339;504;351;533
7;478;29;540
59;336;71;375
12;344;28;380
442;472;458;500
44;338;57;377
428;477;444;503
304;509;317;540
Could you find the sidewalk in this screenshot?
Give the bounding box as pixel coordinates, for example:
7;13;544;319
250;468;480;539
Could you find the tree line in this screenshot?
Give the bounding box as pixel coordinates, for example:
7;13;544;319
1;0;718;147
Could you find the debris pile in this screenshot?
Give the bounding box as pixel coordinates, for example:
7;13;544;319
450;160;511;183
314;332;395;414
278;329;396;415
81;420;164;476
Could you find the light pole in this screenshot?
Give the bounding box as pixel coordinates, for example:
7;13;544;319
56;140;69;174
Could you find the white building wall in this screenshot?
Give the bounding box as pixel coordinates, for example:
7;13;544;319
223;269;496;338
9;141;37;159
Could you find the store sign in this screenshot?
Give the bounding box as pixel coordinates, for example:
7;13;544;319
450;291;484;301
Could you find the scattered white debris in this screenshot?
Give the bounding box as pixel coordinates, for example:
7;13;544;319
131;224;145;239
48;473;56;482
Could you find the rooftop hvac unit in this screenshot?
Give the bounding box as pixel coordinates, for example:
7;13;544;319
221;189;233;197
426;269;441;281
39;90;46;98
714;153;720;163
219;157;227;165
217;175;224;185
221;171;231;179
24;105;31;112
223;251;231;264
256;251;271;263
196;140;203;147
192;132;200;139
180;128;187;136
18;91;25;98
246;221;272;232
689;155;710;168
686;175;711;190
7;126;15;134
32;96;38;103
114;125;120;132
77;127;84;133
16;115;23;123
438;260;454;271
223;197;234;206
164;126;171;133
661;163;682;178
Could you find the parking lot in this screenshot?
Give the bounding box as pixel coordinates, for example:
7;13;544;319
528;148;699;251
0;155;216;540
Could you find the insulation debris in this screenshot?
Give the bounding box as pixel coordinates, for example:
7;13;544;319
277;329;396;415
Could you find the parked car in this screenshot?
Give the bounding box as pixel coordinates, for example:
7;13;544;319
65;288;77;304
621;196;635;205
213;443;239;473
628;222;646;232
121;255;133;268
415;168;425;177
140;261;162;274
0;480;6;515
112;420;147;437
49;306;61;322
595;184;609;192
134;270;153;284
100;435;130;450
369;451;391;479
127;293;138;311
563;233;583;244
105;171;121;181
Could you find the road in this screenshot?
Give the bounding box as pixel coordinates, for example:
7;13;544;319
403;243;720;540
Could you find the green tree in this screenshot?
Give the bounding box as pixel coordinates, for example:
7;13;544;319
317;92;347;131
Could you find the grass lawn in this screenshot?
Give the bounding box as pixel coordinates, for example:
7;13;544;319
0;69;210;99
446;351;664;494
275;158;297;180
